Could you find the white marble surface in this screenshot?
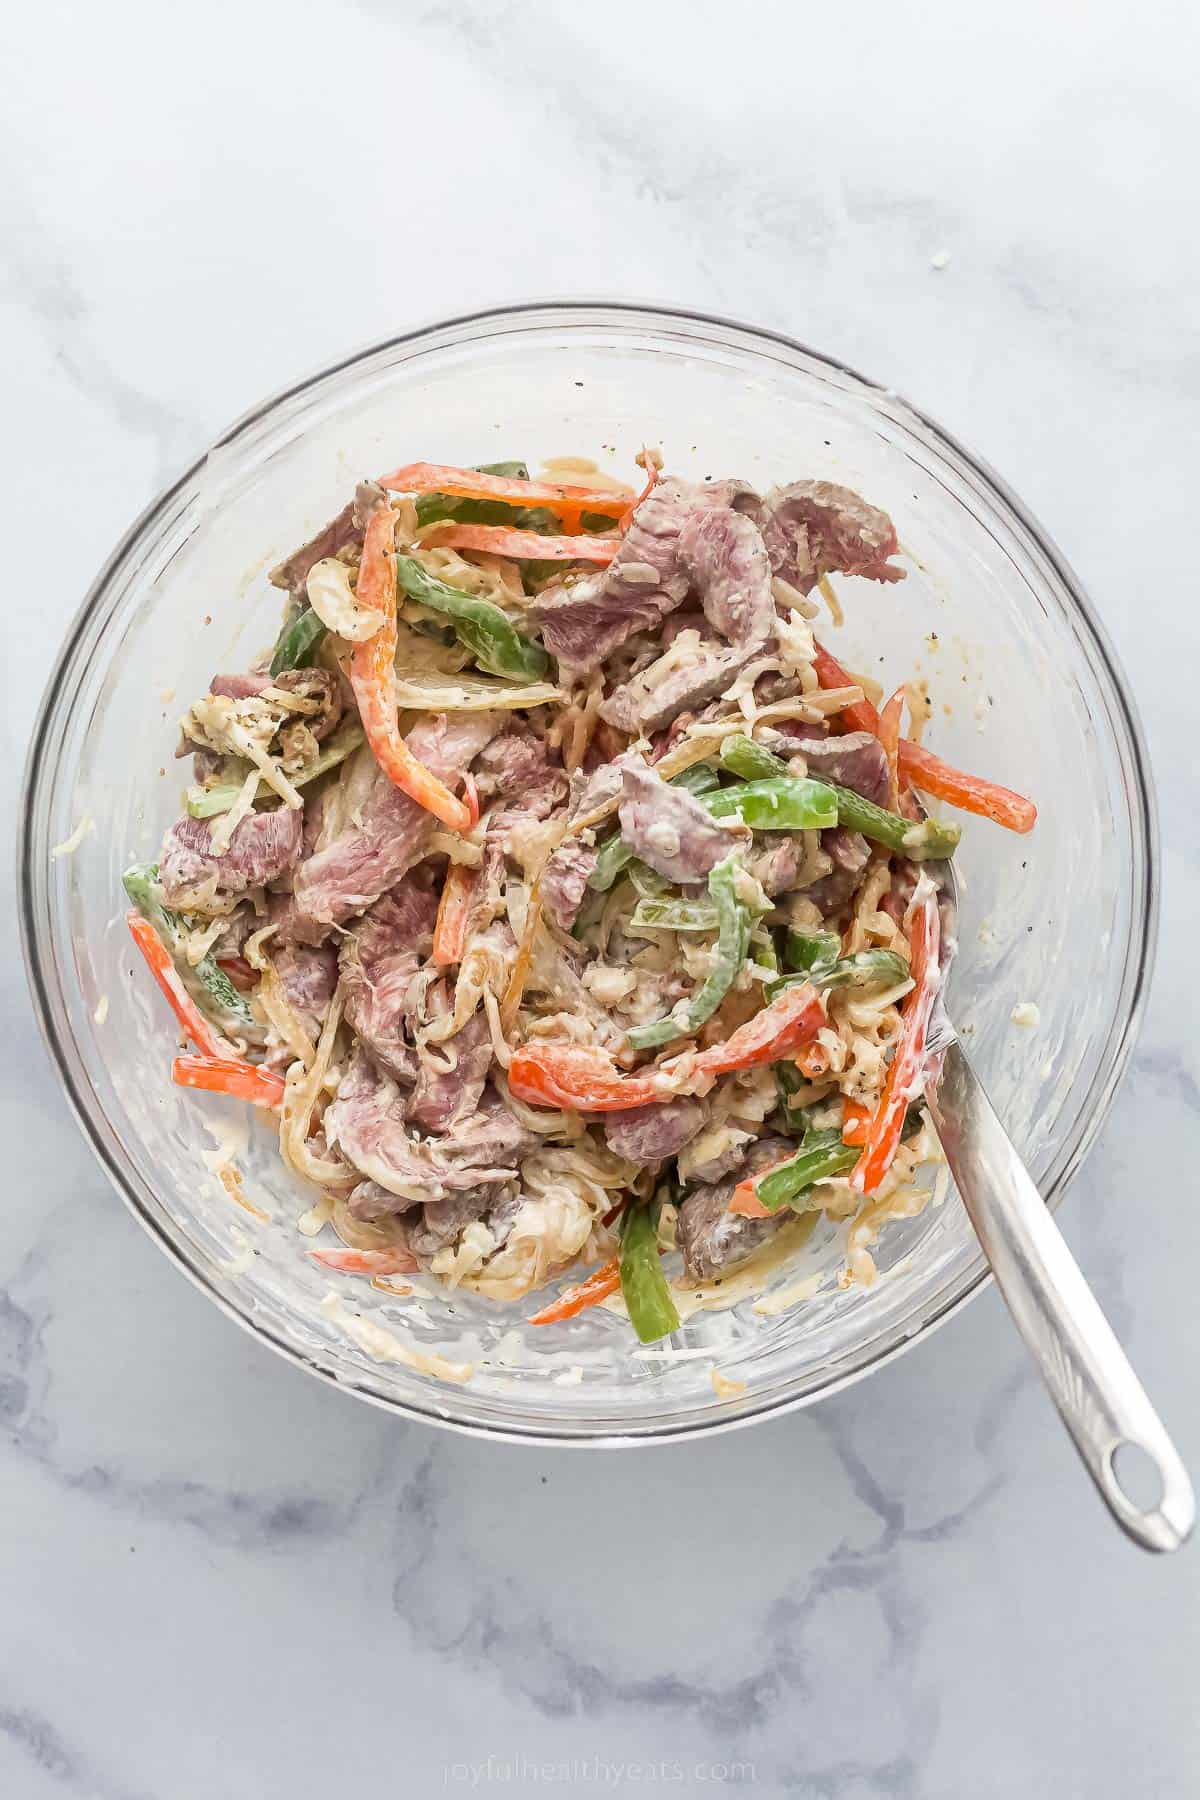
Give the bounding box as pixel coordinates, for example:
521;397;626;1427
4;2;1199;1793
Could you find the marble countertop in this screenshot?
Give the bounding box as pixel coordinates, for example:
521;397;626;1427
4;2;1199;1794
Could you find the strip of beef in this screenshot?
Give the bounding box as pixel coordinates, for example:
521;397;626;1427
338;876;438;1080
407;1189;499;1259
806;826;871;915
540;839;597;932
271;668;344;743
788;731;889;807
745;834;807;899
600;505;776;735
676;1135;795;1281
530;479;759;673
290;711;501;939
681;505;775;646
600;633;754;736
475;727;568;832
268;481;386;596
406;1010;493;1133
328;1053;527;1210
761;481;904;595
604;1097;705;1165
618;765;745;885
565;750;643;823
348;1178;419;1218
160;805;303;910
209;672;270;701
273;930;337;1032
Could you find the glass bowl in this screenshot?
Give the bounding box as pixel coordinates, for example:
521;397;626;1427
19;302;1156;1442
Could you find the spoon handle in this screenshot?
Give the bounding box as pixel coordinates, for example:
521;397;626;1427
925;1039;1193;1552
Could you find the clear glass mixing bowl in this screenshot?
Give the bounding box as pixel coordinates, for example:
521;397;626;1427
19;303;1156;1442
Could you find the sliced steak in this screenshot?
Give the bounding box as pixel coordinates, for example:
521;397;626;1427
600;634;754;736
789;731;889;807
603;1097;705;1166
761;481;904;595
273;933;338;1028
745;834;807;899
806;826;871;916
329;1054;523;1209
338;877;438;1080
618;765;744;885
406;1011;493;1133
676;1135;794;1281
475;728;567;828
530;478;758;672
599;504;775;735
159;806;303;910
291;711;501;937
679;505;775;645
540;839;597;931
209;672;270;701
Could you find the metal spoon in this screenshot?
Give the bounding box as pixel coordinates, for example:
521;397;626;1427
924;865;1193;1552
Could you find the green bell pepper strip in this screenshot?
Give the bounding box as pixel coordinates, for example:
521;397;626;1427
185;719;364;819
755;1127;859;1213
629;897;721;933
589;832;637;894
670;761;722;797
775;1061;820;1134
394;555;548;681
768;948;912;1002
783;929;841;974
627;861;673;902
721;734;960;859
720;733;789;782
618;1202;680;1344
626;854;753;1049
750;925;779;972
814;948;911;992
269;605;327;676
122;863;257;1037
587;762;721;894
829;784;960;860
754;1110;926;1213
703;777;838;832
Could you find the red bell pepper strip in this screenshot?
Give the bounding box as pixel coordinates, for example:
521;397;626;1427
172;1055;286;1110
794;1040;831;1081
851;891;940;1195
128;912;228;1058
508;984;826;1113
729;1167;788;1219
349;506;471;831
431;862;477;967
507;1045;660;1113
841;1097;873;1146
461;771;480;830
619;461;660;530
811;640;882;735
696;982;826;1080
421;523;621;564
216;955;257;993
377;461;632;522
308;1246;419;1276
812;640;1037;834
898;740;1037;834
528;1257;623;1324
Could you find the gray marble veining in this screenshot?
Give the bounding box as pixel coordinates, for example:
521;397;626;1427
4;1;1199;1794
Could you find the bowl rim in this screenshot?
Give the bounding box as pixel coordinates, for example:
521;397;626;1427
18;297;1159;1445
